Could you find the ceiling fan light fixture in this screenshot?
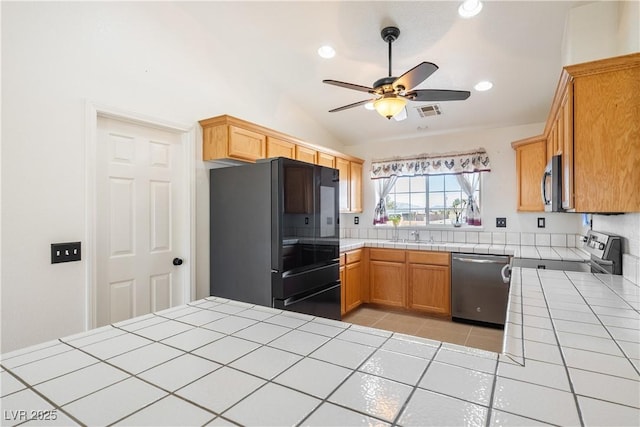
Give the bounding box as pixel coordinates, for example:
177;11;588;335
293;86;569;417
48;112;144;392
317;45;336;59
374;95;407;120
458;0;483;18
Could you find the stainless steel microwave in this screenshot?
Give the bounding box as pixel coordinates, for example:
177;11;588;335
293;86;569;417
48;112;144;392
541;155;563;212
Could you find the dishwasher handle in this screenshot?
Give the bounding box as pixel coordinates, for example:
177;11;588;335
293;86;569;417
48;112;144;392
453;256;508;265
501;264;511;284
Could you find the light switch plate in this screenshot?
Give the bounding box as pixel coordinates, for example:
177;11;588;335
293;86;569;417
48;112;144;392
51;242;81;264
537;217;546;228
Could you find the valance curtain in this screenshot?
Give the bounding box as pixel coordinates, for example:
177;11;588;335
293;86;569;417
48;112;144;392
370;148;490;226
373;176;398;225
370;148;491;179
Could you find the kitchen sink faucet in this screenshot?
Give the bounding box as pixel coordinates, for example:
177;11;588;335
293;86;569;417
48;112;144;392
411;230;420;241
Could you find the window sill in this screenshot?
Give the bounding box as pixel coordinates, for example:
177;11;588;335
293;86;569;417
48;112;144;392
377;224;485;231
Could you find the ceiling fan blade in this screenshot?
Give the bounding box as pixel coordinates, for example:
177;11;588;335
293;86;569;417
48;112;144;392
328;99;372;113
323;80;375;93
393;62;439;91
406;89;471;102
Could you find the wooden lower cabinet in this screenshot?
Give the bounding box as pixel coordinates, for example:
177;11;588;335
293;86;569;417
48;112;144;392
345;261;363;312
408;264;451;316
370;261;406;308
341;249;363;315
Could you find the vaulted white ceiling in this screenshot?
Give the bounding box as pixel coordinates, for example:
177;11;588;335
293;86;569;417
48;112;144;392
177;1;582;145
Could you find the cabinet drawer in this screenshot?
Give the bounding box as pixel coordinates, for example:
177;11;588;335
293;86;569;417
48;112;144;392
407;250;450;266
345;249;362;264
369;248;405;262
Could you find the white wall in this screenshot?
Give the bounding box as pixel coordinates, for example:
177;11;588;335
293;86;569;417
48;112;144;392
340;123;584;236
1;2;343;352
561;1;640;65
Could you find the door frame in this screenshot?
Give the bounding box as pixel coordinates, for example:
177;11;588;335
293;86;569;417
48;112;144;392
84;101;196;330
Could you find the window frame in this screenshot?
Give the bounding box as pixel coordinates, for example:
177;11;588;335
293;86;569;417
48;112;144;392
383;173;482;229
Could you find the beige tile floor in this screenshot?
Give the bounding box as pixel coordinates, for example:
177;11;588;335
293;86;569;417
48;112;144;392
342;305;504;353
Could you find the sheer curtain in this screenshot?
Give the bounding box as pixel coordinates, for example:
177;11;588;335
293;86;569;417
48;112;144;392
457;173;481;225
373;176;398;225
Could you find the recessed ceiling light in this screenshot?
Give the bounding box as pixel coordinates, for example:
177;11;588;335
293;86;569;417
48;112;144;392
364;101;375;110
474;80;493;91
458;0;483;18
317;45;335;59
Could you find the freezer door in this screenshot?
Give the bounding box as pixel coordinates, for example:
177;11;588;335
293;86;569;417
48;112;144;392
273;282;341;320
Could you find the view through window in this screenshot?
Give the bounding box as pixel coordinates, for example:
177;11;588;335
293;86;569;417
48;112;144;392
385;174;481;226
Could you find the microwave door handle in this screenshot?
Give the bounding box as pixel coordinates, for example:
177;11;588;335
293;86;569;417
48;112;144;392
541;170;551;205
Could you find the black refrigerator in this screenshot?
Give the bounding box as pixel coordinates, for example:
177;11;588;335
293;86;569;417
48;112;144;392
210;157;341;320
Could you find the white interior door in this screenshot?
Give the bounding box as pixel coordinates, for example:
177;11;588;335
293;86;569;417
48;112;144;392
96;116;187;326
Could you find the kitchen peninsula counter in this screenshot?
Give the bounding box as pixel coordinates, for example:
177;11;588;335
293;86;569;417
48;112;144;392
1;269;638;426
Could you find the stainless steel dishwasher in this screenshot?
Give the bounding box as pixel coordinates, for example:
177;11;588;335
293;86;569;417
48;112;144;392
451;253;511;328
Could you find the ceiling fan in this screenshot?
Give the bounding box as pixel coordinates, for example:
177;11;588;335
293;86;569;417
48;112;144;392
323;26;471;120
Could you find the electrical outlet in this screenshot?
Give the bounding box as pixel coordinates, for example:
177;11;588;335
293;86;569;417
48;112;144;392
304;217;309;225
537;217;546;228
354;216;359;225
496;217;507;228
51;242;81;264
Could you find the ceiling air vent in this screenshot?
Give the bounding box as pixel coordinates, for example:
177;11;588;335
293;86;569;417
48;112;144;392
416;104;442;118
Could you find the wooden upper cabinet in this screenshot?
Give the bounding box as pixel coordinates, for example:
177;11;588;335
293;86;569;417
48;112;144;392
266;137;295;159
201;119;266;162
570;54;640;212
336;158;350;212
317;152;336;168
295;145;317;164
349;161;364;213
513;137;546;212
560;84;574;210
513;53;639;213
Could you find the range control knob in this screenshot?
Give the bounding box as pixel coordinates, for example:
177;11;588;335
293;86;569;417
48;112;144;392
598;243;605;250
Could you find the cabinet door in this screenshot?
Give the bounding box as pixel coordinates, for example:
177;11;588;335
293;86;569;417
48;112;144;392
345;261;362;313
336;158;351;212
369;261;405;308
515;139;546;211
317;152;336;168
561;84;574;210
573;65;640;212
408;264;451;316
267;137;295;159
340;264;346;316
296;145;317;164
228;125;266;162
350;162;363;213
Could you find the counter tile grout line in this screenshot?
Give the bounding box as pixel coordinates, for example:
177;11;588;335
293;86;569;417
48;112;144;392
537;269;586;427
484;346;501;427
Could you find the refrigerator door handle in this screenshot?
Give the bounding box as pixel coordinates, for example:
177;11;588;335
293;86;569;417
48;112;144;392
271;269;279;274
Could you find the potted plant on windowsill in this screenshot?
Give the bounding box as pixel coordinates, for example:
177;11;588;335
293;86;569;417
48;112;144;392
452;199;466;227
389;214;402;241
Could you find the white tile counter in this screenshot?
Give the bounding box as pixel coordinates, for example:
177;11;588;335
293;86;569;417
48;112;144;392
1;269;638;426
340;238;590;261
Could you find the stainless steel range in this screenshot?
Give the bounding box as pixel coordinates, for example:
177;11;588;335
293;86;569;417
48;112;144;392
583;230;622;275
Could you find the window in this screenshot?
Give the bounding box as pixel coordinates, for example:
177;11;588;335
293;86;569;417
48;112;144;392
385;174;481;226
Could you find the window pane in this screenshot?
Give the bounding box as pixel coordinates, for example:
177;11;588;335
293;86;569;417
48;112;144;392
394;178;410;193
410;176;426;192
444;174;461;191
429;175;444;192
395;193;410;210
445;191;462;208
429;192;445;209
412;193;426;209
428;209;445;224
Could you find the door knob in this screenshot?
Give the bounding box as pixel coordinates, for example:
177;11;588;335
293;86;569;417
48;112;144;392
173;258;183;266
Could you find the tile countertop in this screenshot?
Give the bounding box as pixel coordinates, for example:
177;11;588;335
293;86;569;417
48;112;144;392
1;269;638;427
339;238;591;261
